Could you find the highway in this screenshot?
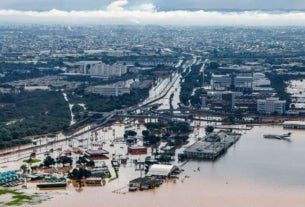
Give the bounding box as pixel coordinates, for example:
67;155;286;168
0;56;198;159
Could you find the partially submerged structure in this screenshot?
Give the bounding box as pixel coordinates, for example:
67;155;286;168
283;121;305;129
36;177;67;189
84;148;109;160
129;164;180;191
129;176;162;191
147;164;179;178
184;131;240;160
127;146;147;155
0;171;19;187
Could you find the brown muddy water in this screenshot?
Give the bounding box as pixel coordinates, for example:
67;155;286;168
35;125;305;207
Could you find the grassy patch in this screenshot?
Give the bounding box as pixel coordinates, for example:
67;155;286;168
0;189;33;206
102;172;112;179
23;158;41;164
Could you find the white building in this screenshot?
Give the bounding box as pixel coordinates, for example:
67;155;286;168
86;82;130;96
253;73;271;87
211;74;254;90
283;121;305;129
85;61;127;77
147;164;178;177
234;76;253;89
66;61;127;78
211;74;232;89
257;97;286;115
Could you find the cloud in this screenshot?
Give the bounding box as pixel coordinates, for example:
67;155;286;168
0;0;304;26
132;3;156;12
107;0;128;11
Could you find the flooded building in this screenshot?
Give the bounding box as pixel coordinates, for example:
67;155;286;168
84;148;109;160
147;164;179;178
283;121;305;129
129;176;162;191
89;166;110;177
127;146;147;155
184;131;240;160
0;171;19;187
85;177;103;186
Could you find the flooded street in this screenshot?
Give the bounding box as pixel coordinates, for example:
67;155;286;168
1;71;305;207
156;73;181;110
31;125;305;207
1;72;305;207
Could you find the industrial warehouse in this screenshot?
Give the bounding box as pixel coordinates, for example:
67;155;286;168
184;131;241;160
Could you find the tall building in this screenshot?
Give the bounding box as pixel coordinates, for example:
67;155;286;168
210;74;232;89
222;92;235;111
210;73;254;91
66;61;127;78
234;76;253;90
257;98;286;115
207;91;242;111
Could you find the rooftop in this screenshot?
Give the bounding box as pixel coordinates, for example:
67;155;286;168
283;121;305;126
85;148;109;156
147;164;178;177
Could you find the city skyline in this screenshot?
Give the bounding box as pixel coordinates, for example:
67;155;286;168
0;0;304;25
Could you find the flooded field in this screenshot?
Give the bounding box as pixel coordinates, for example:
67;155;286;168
3;124;303;207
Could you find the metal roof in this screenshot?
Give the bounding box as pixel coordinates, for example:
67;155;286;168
147;164;177;176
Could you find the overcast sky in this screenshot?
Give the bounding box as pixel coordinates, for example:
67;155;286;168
0;0;304;11
0;0;304;26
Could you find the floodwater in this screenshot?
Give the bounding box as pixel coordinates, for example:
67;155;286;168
36;125;305;207
5;61;305;206
141;73;179;107
156;73;181;110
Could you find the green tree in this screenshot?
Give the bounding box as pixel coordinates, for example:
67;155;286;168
56;156;73;166
144;135;161;145
68;168;91;189
124;130;137;138
142;130;150;137
43;156;55;168
205;126;214;135
87;160;95;167
20;164;28;175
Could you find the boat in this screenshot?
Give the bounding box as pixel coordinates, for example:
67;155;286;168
37;178;67;189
